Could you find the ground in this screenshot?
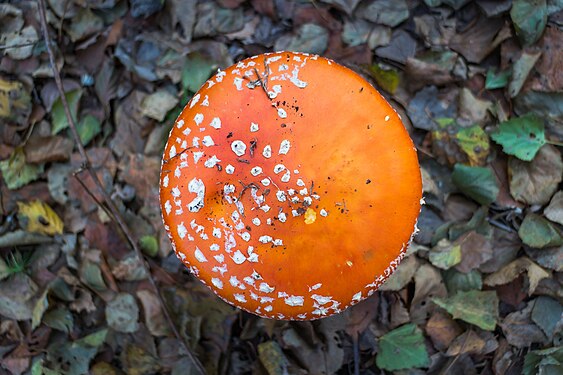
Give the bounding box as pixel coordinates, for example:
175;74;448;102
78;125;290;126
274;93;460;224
0;0;562;374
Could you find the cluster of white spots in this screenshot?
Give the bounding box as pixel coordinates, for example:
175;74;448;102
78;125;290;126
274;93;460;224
278;212;287;222
290;66;308;88
169;145;177;159
177;222;187;239
281;170;291;183
164;200;172;215
261;178;270;186
194;113;204;126
234;77;244;90
231;140;247;156
187;178;205;212
176;119;184;128
250;166;263;176
201;95;209;106
204;155;221;168
275;190;286;202
210;117;221;129
263;145;272;158
385;115;390;122
279;140;291;155
216;70;226;82
284;295;304;307
231;250;247;264
163;175;169;188
258;235;272;244
277;108;287;119
250;122;259;132
320;209;328;217
268;84;282;99
193;151;204;164
352;292;362;302
252;218;261;226
189;94;200;108
259;282;275;293
225;164;235;174
194;247;208;262
211;278;223;289
309;283;322;292
202;135;214;147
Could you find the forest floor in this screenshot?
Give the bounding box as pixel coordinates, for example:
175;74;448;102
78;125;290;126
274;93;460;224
0;0;562;374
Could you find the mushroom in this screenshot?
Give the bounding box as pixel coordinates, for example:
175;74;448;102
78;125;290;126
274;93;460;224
160;51;422;320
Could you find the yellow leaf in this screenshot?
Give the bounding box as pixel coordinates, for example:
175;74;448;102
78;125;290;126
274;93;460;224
17;200;64;236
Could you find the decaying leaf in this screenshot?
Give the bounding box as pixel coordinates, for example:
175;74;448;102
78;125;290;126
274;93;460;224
376;323;430;371
519;213;563;249
484;257;550;295
17;200;64;236
509;144;563;205
0;148;44;190
433;290;499;331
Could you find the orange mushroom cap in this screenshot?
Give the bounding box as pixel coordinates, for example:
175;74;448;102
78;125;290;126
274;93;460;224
160;51;422;320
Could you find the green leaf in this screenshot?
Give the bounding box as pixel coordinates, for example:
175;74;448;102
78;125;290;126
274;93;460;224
485;69;511;89
518;213;563;248
510;0;547;46
77;114;101;146
523;347;563;375
46;340;98;375
376;323;430;371
0;148;44;190
456;125;490;166
429;239;462;270
452;164;499;205
491;113;546;161
531;296;563;339
181;53;217;93
367;64;400;94
43;307;74;333
433;290;499;331
139;235;159;257
443;269;483;294
51;89;82;135
80;261;107;291
76;329;108;348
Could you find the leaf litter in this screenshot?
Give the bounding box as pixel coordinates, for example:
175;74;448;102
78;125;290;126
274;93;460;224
1;1;563;374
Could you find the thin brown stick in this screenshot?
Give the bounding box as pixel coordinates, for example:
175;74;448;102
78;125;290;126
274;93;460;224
37;1;205;373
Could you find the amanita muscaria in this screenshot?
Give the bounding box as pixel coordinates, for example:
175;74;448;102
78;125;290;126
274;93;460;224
160;51;422;320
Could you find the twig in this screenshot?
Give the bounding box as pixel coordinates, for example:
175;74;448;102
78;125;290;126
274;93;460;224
36;1;206;373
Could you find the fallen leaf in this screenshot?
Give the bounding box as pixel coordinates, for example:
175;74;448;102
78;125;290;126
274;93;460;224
375;30;416;64
509;144;563;205
443;269;483;294
258;341;291;375
105;292;139;333
140;90;179;122
65;8;104;42
376;323;430;371
0;148;44;190
545;190;563;225
456;125;490;166
429;239;462;270
510;0;548;46
51;89;82;135
362;0;409;27
518;213;563;249
76;115;102;146
274;23;329;55
485;68;511;90
425;310;463;351
17;200;64;236
0;77;31;124
137;289;170;337
458;88;492;126
43;307;73;333
24;136;74;164
366;63;400;94
410;263;447;324
531;296;563;340
491;113;547;161
523;346;563;375
433;290;499;331
181;53;218;93
2;25;38;60
379;254;419;291
500;301;548;348
484;256;550;294
452;164;499;205
455;231;493;273
508;51;542;98
31;289;49;330
449;17;509;63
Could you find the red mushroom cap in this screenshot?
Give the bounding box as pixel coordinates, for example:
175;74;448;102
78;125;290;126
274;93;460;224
160;51;422;320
